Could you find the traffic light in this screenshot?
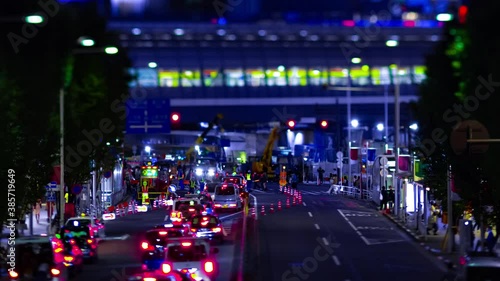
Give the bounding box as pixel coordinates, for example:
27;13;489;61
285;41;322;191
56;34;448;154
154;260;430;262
287;120;296;128
320;120;328;128
171;113;180;122
458;5;468;24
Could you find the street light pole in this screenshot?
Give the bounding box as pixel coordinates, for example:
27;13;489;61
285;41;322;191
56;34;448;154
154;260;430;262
394;74;400;218
347;68;352;187
59;88;65;227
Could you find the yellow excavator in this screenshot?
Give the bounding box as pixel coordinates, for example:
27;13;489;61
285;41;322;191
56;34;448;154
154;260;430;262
185;114;224;163
252;126;280;179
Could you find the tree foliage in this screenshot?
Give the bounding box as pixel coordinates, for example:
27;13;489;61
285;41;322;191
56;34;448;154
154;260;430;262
416;1;500;230
0;0;130;223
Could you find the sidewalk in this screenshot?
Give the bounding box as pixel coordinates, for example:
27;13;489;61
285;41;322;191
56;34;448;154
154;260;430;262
382;211;500;267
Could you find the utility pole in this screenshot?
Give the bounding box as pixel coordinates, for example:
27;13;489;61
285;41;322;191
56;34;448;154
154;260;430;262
60;88;65;227
394;76;400;218
447;165;453;253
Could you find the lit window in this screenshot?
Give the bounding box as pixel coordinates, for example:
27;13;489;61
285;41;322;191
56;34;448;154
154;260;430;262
181;70;201;87
391;66;412;85
203;69;223;87
370;67;391;85
287;67;307;86
350;66;370;86
245;68;265;87
158;69;179;87
129;68;158;87
224;69;245;87
266;67;287;86
412;66;426;84
329;68;348;86
308;68;328;86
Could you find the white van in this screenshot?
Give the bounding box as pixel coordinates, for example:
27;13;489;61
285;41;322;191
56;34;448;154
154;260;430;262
213;183;242;210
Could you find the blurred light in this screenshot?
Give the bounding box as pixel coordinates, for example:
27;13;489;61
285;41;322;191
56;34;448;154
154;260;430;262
299;30;308;37
409;123;418;130
376;123;384;132
24;15;44;24
148;62;157;68
145;146;151;153
351;57;361;64
77;36;95;47
171;113;180;122
104;47;118;55
320;120;328;128
342;20;355;27
458;6;468;24
436;13;453;22
132;28;141;35
277;65;285;71
216;29;226;36
389;64;397;69
386;40;398;47
200;122;209;128
218;17;227;25
351;119;359;128
402;12;418;21
258;30;266;36
403;21;415;27
106;142;110;146
287;120;295;128
173;28;184;36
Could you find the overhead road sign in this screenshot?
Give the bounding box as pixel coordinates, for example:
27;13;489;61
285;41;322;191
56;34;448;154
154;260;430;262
126;98;171;134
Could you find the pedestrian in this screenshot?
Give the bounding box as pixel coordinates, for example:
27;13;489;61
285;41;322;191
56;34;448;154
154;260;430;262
380;187;387;210
317;167;324;184
34;199;42;224
486;226;496;253
388;186;395;209
427;202;439;235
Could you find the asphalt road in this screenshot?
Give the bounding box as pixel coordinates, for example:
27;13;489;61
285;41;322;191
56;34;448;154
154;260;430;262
250;183;447;281
75;208;243;281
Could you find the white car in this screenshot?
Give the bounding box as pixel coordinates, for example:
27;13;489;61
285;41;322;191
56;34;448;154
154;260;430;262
213;183;242;211
9;236;70;281
65;216;105;238
159;238;220;281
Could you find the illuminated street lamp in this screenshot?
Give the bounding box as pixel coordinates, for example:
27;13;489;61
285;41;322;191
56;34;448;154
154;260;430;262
376;123;384;132
78;37;95;47
409;123;418;131
351;119;359;128
105;46;119;55
24;14;44;24
436;13;453;22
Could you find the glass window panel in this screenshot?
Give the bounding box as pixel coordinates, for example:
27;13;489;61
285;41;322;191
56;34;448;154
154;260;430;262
224;68;245;87
246;68;265;87
287;67;307;86
180;70;201;87
308;68;328;86
371;67;391;85
130;68;158;87
203;69;223;87
392;66;412;85
266;67;287;86
413;66;426;84
350;65;370;86
329;68;348;86
158;69;179;87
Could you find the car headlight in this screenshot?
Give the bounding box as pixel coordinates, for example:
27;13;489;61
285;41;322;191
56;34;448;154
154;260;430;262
195;169;203;176
208;169;215;176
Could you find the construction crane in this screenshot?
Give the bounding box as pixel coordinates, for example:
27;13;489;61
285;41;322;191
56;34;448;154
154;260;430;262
185;114;224;163
252;126;280;177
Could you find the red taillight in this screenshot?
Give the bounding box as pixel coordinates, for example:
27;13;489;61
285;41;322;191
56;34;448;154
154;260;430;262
161;263;172;274
181;242;192;247
191;228;197;232
64;256;74;262
204;261;214;273
158;231;167;235
87;239;93;244
459;256;467;265
141;241;154;251
51;268;61;276
188;208;195;212
69;239;76;245
8;271;18;278
54;247;63;253
212;227;221;232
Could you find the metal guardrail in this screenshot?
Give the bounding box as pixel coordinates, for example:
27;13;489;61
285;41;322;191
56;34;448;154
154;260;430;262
329;185;373;200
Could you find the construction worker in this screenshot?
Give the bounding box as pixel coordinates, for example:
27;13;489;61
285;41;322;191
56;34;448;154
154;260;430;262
199;178;205;192
189;178;196;193
246;170;252;192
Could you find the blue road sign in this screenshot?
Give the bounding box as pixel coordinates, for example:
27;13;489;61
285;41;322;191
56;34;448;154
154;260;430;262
46;192;56;202
72;185;83;195
126;98;171;134
49;181;57;189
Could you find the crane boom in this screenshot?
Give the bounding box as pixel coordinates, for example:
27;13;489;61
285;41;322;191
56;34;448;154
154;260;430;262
186;114;224;162
261;127;280;170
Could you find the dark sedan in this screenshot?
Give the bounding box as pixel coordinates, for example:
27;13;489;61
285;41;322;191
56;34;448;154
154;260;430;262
189;215;224;243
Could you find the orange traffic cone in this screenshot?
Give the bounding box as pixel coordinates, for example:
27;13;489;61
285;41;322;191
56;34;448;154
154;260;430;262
298;195;303;204
270;204;275;213
261;205;266;216
292;197;296;206
286;198;290;208
277;201;282;211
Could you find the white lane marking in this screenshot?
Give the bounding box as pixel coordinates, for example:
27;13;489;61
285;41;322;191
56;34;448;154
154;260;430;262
308;212;313;217
332;255;341;266
314;224;320;230
250;194;258;220
303;202;307;206
322;237;329;246
337;210;371;245
219;211;243;220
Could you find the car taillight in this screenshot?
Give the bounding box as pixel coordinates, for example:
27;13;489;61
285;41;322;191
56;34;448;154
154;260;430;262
143;278;156;281
214;204;221;207
161;263;172;274
8;270;18;278
64;256;74;262
158;231;167;235
204;261;214;273
181;242;192;247
212;227;221;232
51;268;61;276
188;208;195;212
54;247;63;253
141;242;154;251
191;228;197;232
